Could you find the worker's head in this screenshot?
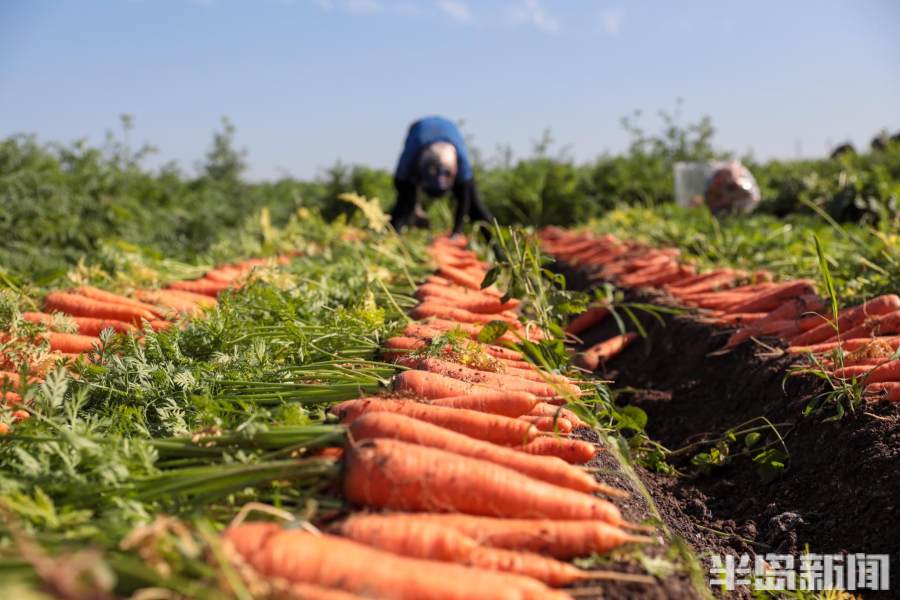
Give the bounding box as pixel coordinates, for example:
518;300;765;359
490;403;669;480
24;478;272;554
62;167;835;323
704;161;760;216
418;142;458;198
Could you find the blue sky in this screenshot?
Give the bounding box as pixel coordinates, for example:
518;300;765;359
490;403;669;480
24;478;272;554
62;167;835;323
2;0;899;180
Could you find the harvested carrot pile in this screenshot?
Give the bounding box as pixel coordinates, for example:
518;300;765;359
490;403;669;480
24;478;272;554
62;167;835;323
540;226;900;403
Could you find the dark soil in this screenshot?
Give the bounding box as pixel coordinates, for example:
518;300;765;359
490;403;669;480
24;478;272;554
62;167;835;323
572;427;704;600
560;262;900;599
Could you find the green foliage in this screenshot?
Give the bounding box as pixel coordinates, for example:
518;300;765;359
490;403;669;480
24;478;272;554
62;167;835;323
2;112;897;284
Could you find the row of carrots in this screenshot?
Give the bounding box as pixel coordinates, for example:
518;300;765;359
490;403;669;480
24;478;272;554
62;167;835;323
221;235;658;600
0;256;301;430
539;226;900;402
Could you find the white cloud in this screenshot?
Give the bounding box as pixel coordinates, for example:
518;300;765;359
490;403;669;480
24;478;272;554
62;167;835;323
509;0;559;34
599;7;624;35
435;0;472;23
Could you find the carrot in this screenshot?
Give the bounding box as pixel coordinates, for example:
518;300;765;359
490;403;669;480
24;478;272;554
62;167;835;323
619;263;682;288
790;295;900;346
411;302;521;328
44;332;101;354
788;336;900;355
167;278;232;298
347;412;615;495
668;271;739;296
225;523;567;600
336;514;647;588
825;309;900;342
666;269;734;292
412;357;580;398
719;280;817;314
146;288;218;308
204;267;244;283
726;318;804;348
391;514;650;560
450;359;573;387
518;415;573;434
714;312;768;326
865;382;900;402
394;370;493;399
150;319;173;331
834;359;900;384
74;286;164;317
22;312;136;336
334;398;540;446
400;324;527;359
409;318;520;344
286;583;369;600
574;332;638;371
518;437;598;464
565;306;610;337
426;391;541;417
416;284;519;313
528;402;587;428
133;290;202;315
0;371;24;387
344;439;628;525
437;265;485;291
44;292;156;324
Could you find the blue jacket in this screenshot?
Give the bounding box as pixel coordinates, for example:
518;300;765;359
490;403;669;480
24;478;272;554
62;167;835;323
394;116;474;184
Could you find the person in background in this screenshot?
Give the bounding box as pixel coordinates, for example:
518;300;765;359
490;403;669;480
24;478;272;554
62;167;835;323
704;160;761;216
390;116;494;236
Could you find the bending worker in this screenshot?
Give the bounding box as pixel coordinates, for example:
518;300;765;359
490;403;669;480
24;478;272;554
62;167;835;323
391;115;494;235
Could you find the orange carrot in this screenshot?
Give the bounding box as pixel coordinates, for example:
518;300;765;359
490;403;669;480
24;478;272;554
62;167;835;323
74;286;164;317
22;312;136;336
167;278;232;298
574;332;638;371
287;583;368;600
825;309;900;342
413;357;580;398
44;292;156;324
411;302;521;328
347;412;613;494
344;439;627;525
400;325;526;358
426;391;541;417
714;312;768;326
150;319;173;331
225;523;566;600
334;398;540;446
790;294;900;346
528;402;587;428
865;382;900;402
391;514;649;560
669;272;740;296
133;289;202;315
336;514;647;588
720;280;817;314
518;415;573;434
834;359;900;384
565;306;610;337
44;332;101;354
788;336;900;355
204;267;244;283
146;288;218;308
518;437;598;464
416;283;519;313
394;370;492;399
437;264;485;291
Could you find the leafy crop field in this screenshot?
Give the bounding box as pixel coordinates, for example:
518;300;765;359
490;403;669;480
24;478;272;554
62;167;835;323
1;128;899;599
